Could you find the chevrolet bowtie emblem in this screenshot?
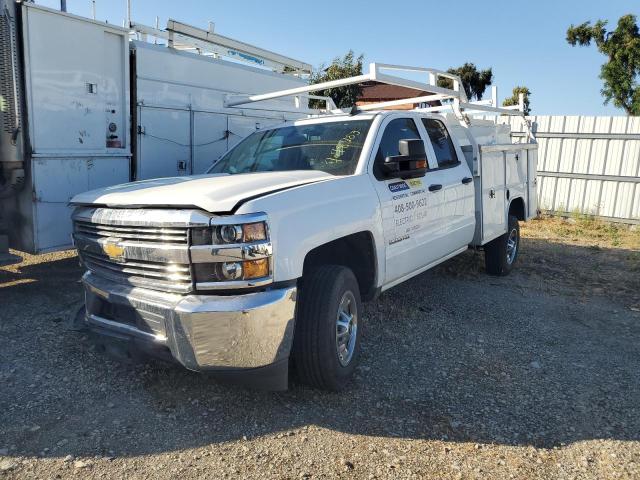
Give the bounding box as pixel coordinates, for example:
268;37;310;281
102;239;125;261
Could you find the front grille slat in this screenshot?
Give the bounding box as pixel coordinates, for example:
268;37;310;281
83;253;191;282
77;228;186;243
84;261;192;293
74;213;194;293
82;252;190;273
75;221;188;245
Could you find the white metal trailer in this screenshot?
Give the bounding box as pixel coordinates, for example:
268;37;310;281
0;2;314;253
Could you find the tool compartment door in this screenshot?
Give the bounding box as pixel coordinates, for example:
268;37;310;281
526;147;538;218
478;149;507;243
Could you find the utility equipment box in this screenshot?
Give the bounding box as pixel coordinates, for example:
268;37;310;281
131;42;305;180
1;2;311;253
12;4;130;252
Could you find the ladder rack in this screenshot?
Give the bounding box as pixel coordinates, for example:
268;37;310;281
129;19;312;75
224;63;517;114
223;62;534;140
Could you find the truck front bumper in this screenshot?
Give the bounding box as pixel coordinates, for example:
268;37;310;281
82;272;297;390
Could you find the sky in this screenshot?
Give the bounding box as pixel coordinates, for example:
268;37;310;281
37;0;640;116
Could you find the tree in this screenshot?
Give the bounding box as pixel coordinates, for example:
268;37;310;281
566;14;640;115
503;86;532;115
310;50;364;108
437;63;493;101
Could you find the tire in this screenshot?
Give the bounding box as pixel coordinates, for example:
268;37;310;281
484;214;520;276
292;265;362;391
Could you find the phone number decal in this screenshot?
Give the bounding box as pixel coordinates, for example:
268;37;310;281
394;197;427;215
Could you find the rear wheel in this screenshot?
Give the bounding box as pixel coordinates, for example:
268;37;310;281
293;265;362;391
484;214;520;276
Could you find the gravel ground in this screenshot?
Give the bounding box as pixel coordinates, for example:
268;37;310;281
1;218;639;479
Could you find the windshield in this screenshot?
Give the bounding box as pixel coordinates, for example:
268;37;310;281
208;119;373;176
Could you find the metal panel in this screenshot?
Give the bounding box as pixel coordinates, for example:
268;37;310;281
14;4;132;252
192;112;228;174
131;42;305;180
137;106;190;180
32;156;130;251
22;4;129;153
495;115;640;224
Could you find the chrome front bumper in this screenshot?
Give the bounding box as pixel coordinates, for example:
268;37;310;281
82;272;297;378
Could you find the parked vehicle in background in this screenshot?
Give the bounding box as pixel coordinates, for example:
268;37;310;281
71;64;538;391
0;1;313;254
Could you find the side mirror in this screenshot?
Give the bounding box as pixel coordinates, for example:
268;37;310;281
383;139;428;179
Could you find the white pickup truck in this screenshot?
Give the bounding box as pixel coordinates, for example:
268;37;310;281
71;64;537;391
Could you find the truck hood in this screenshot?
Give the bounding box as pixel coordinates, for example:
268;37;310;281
70;171;334;212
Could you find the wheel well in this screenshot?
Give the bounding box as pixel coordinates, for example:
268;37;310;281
302;232;377;301
509;197;526;221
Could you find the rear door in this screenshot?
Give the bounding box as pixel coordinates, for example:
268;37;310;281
419;117;476;251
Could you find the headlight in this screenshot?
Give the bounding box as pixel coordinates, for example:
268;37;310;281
217;224;242;244
192;221;268;246
191;214;272;288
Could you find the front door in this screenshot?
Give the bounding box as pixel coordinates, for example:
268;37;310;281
370;116;443;285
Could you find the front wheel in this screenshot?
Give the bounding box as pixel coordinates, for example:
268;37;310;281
292;265;362;391
484;214;520;276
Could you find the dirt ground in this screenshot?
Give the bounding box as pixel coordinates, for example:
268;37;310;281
1;216;639;479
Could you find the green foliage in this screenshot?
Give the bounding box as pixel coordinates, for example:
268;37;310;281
309;50;364;109
436;63;493;100
566;14;640;115
503;86;532;115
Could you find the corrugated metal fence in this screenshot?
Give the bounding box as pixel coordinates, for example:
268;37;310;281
495;115;640;224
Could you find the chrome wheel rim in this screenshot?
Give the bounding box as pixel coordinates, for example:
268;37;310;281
506;228;518;264
336;290;358;367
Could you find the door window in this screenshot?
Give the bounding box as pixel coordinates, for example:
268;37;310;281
422;119;460;169
374;118;421;179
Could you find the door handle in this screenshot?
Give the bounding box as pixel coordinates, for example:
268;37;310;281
428;184;442;192
462;177;473;184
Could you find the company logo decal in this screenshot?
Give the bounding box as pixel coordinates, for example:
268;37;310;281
388;181;409;192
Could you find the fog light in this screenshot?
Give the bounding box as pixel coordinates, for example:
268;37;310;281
243;258;269;279
194;262;243;282
217;261;242;280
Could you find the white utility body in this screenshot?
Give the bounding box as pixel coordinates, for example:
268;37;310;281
71;63;538;391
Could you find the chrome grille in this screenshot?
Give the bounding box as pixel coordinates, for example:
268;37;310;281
71;207;212;294
75;220;188;245
80;251;193;293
